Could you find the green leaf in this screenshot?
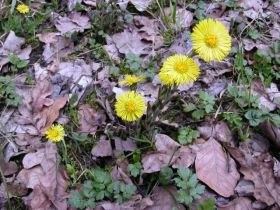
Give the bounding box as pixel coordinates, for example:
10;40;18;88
183;103;196;112
192;109;205;120
245;109;265;126
196;198;216;210
128;162;141;177
178;127;199;145
159;166;174;185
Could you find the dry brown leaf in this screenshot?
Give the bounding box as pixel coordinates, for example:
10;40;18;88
260;120;280;148
117;0;153;11
155;134;180;153
218;197;253;210
172;146;195;168
195;138;240;197
33;95;68;133
134;16;163;49
54;12;91;34
227;145;280;206
22;148;45;169
41;34;74;63
142;152;172;173
3;161;18;176
17;142;68;210
114;137;136;154
92;138;113;158
31;80;54;113
235;179;254;197
78;104;106;135
111;30;150;56
144;186;185;210
37;32;60;44
0;31;32;70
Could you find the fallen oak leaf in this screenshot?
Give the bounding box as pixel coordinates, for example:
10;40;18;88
33;95;68;134
195;138;240;197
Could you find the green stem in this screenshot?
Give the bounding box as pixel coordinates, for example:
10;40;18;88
62;139;68;164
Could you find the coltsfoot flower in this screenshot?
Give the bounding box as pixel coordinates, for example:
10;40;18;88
45;124;65;142
159;54;200;86
115;91;146;122
119;75;144;86
191;18;231;62
16;3;30;14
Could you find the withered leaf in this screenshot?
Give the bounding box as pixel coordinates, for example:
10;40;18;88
195;138;240;197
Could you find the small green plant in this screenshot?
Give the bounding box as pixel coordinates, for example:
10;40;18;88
174;167;205;206
189;1;207;20
8;53;28;72
69;168;136;209
125;53;142;74
227;86;259;108
128;162;141;177
183;91;215;120
177;127;199;145
159;166;174;185
196;198;216;210
0;76;21;107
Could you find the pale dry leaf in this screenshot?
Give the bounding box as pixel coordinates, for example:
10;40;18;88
67;0;82;11
218;197;253;210
17;166;45;189
144;186;185;210
37;32;59;44
54;12;91;34
114;137;136;154
155;134;180;153
130;0;153;11
142;152;172;173
57;59;93;103
172;146;196;168
134;16;163;49
22;148;45;169
111;30;150;56
195;138;240;197
41;34;74;63
260;120;280;149
175;8;193;29
92;138;113;158
78;104;106;135
0;31;32;69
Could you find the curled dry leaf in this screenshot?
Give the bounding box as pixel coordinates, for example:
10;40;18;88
114;137;136;154
54;12;91;34
195;138;240;197
78;104;106;135
227;145;280;206
0;31;32;70
218;197;253;210
260;120;280;149
142;134;196;173
17;142;68;210
33;95;68;133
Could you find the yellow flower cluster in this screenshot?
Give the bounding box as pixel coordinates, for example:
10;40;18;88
114;18;231;122
16;3;30;14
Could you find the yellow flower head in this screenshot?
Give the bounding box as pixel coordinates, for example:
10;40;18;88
158;54;200;86
16;4;30;14
115;91;146;122
45;124;65;142
119;75;144;86
191;18;231;62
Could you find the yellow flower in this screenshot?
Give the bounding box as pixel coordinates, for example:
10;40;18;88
191;18;231;62
119;75;144;86
45;124;65;142
115;91;146;122
16;3;30;14
158;54;200;86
